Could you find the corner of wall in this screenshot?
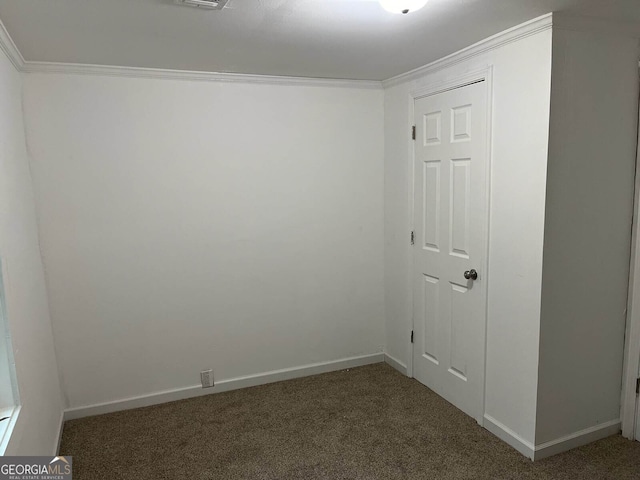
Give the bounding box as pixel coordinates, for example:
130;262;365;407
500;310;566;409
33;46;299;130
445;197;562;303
0;19;65;455
535;19;640;448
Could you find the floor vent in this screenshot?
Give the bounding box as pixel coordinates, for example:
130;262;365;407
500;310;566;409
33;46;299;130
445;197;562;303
174;0;228;10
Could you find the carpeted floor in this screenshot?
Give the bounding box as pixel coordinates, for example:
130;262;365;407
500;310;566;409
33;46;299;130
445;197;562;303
60;363;640;479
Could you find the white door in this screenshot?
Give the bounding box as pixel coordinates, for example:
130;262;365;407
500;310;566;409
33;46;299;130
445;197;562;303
412;81;488;421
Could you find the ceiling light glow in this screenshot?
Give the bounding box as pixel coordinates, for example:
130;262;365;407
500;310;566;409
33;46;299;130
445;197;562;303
379;0;428;14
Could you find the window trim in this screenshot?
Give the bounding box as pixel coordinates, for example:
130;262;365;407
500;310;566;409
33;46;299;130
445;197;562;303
0;259;21;454
0;405;20;455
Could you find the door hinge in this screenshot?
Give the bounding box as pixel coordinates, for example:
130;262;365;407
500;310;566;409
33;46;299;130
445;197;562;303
411;330;414;344
411;125;416;140
636;377;640;396
410;231;415;245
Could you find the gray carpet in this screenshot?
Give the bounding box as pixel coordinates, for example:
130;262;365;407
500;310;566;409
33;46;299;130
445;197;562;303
60;363;640;479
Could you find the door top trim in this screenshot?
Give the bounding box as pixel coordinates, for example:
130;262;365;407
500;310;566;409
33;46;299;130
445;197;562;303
410;67;492;102
413;79;485;101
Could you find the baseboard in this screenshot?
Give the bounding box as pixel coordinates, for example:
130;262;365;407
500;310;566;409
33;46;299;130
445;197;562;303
483;414;622;461
483;414;535;459
533;419;621;460
54;410;64;455
384;354;408;376
64;353;384;421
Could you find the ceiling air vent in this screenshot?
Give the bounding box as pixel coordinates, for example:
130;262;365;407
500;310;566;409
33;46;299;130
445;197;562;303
174;0;228;10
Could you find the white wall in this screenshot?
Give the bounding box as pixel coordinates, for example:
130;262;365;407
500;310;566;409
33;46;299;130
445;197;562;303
0;50;63;453
384;26;553;445
23;74;385;409
536;25;640;445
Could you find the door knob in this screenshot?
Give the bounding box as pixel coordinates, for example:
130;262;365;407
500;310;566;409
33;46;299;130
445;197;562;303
464;269;478;280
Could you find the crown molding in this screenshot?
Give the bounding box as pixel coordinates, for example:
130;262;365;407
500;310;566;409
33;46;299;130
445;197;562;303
0;14;381;89
2;10;635;89
20;61;383;89
0;19;24;71
382;13;553;88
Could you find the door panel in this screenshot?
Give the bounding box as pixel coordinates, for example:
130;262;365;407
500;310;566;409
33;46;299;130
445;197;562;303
422;274;439;364
412;81;488;422
423;162;440;252
450;158;470;258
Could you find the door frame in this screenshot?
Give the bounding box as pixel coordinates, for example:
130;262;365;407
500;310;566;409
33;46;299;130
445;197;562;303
406;67;494;423
621;70;640;440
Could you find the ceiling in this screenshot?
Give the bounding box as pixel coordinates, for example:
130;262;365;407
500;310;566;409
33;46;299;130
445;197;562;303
0;0;638;81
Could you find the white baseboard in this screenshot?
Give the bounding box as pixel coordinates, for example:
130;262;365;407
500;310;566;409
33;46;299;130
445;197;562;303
533;419;621;460
64;353;384;421
483;414;535;459
54;410;64;455
483;414;622;461
384;354;408;376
